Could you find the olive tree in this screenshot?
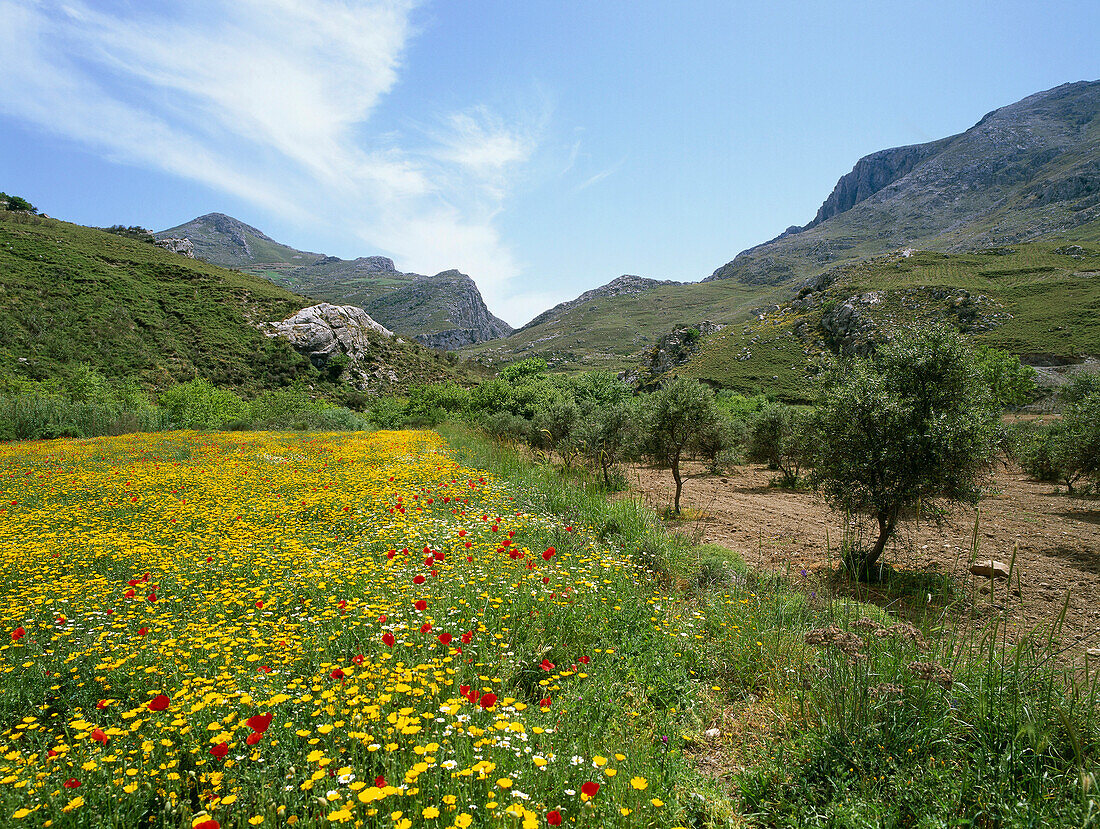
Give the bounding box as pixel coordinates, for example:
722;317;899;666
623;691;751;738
812;326;999;578
638;377;722;514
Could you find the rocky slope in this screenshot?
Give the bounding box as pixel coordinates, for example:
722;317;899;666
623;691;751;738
707;80;1100;285
156;214;511;348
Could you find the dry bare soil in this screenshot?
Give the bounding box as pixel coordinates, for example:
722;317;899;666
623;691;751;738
627;460;1100;654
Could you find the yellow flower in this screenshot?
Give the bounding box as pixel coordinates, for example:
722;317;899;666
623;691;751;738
496;777;513;789
327;809;353;824
631;776;648;790
620;808;633;816
422;806;440;819
249;817;265;826
651;798;665;807
62;797;85;813
455;816;473;829
592;755;607;767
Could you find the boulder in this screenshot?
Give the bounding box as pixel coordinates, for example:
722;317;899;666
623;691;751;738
264;303;395;389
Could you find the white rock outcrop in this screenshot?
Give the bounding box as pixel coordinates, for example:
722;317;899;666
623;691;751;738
264;304;397;387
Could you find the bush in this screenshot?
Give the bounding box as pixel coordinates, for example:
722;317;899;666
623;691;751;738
161;380;248;430
746;402;813;487
812;326;999;578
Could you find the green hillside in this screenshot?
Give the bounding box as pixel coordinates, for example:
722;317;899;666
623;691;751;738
0;212;470;393
676;229;1100;399
459;277;783;371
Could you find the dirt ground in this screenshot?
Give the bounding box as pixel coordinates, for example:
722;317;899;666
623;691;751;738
626;460;1100;655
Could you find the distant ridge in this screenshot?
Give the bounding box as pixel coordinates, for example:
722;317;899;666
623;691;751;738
156;215;511;348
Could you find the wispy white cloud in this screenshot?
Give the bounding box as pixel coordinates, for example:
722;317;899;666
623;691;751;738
0;0;542;324
574;157;627;193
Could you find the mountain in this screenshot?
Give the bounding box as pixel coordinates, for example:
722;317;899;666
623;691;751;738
706;80;1100;284
0;212;471;393
461;80;1100;377
156;214;512;348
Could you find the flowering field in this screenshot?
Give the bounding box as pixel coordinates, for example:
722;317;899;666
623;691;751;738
0;430;698;828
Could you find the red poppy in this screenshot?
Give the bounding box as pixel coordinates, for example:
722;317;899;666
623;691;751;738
547;810;563;826
95;700;107;710
63;778;81;788
10;627;25;641
540;659;554;671
255;600;264;609
205;556;213;563
581;781;600;797
414;600;427;611
138;627;149;636
209;742;229;759
542;577;550;584
374;775;386;788
194;821;220;829
91;728;108;745
420;622;432;634
458;530;466;537
412;575;426;585
461;631;473;644
542;547;555;560
246;732;263;746
378;614;387;623
438;632;453;645
539;697;551;708
127;579;139;587
246;713;273;734
479;692;497;709
352;654;364;665
148;694;170;712
124;589;136;599
337;599;347;610
146;593;157;602
579;655;590;664
386;550;396;560
257;665;271;673
382;633;395;648
330;668;346;680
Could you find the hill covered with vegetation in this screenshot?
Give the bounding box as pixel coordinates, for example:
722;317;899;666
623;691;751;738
0;211;470;395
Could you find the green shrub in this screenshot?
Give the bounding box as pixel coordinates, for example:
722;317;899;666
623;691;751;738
746;402;813;487
160;379;249;430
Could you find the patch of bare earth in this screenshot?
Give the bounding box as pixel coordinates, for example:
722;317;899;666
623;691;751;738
625;460;1100;655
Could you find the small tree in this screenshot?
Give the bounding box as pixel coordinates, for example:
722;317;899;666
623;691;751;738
639;377;722;514
812;326;999;578
1058;373;1100;491
746;402;813;487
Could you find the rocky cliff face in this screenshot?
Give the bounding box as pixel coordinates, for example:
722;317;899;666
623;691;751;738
804;140;951;228
706;80;1100;286
518;275;680;332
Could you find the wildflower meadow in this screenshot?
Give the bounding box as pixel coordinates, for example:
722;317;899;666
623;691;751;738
0;430;700;828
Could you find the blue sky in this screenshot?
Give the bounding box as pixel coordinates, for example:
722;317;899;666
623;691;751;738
1;1;1098;326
